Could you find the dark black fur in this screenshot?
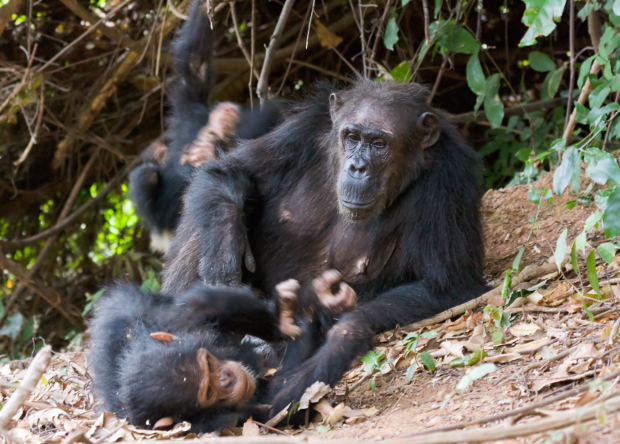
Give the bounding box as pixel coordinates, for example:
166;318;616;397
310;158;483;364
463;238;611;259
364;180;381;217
162;79;487;417
89;283;284;432
129;1;282;240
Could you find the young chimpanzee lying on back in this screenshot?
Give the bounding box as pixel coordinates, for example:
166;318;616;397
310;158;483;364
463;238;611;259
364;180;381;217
129;0;282;252
88;270;356;432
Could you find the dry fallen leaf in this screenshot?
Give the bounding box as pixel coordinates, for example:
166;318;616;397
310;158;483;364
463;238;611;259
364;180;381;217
509;322;542;337
531;342;598;391
314;19;343;48
314;400;345;425
506;337;549;354
440;340;465;358
485;353;523;363
298;381;331;410
242;418;261;436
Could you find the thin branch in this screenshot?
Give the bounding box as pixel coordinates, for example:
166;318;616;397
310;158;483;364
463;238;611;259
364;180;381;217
562;10;603;144
422;0;430;43
276;1;313;96
0;157;139;250
402;262;557;332
408;368;620;437
13;80;44;168
564;0;575;131
427;57;448;104
291;60;353;83
230;1;260;81
39;0;132;73
256;0;296;102
0;251;82;326
0;345;52;430
450;97;564;124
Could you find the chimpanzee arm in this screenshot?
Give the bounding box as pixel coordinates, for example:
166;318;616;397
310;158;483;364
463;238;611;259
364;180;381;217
172;283;284;341
268;280;487;415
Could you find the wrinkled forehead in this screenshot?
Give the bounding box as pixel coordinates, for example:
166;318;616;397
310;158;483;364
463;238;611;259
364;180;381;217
336;97;415;134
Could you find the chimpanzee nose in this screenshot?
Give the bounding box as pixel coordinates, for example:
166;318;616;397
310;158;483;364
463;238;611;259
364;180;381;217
348;159;368;177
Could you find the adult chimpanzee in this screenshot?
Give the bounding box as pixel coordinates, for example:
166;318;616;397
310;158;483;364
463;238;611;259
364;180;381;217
162;79;487;416
129;1;281;252
89;271;356;432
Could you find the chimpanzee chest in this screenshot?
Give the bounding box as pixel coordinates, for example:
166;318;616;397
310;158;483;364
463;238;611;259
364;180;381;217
250;173;400;290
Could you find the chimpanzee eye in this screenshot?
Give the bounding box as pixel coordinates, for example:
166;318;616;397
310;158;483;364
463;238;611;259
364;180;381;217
373;139;386;150
346;132;361;143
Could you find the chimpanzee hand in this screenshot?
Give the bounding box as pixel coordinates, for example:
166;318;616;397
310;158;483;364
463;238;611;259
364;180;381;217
312;270;357;316
198;225;255;287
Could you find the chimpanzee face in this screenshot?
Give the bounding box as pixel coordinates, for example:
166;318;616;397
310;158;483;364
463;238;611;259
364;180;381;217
331;91;439;221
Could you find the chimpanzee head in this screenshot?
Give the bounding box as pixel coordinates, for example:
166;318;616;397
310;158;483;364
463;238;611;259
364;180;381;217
119;331;256;428
329;81;441;220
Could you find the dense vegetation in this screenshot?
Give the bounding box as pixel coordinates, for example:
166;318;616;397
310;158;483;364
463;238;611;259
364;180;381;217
0;0;618;359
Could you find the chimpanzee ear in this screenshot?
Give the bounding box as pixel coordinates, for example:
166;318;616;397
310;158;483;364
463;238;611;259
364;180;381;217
418;112;440;148
329;92;341;122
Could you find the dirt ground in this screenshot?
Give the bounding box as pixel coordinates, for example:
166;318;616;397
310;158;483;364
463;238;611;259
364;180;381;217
1;172;619;443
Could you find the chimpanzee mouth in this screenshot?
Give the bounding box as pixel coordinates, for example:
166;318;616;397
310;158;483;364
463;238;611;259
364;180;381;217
342;199;375;210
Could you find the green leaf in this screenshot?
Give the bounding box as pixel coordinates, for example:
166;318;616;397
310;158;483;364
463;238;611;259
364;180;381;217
316;425;331;434
584;211;603;231
418;352;436;372
575;230;587;255
437;23;480;54
586;157;620;186
455;363;498;393
491;327;504;344
512;246;525;271
484;74;504;128
0;313;24;341
420;331;438;339
577;55;595;89
570;242;579;274
390;61;413;83
589;84;611;109
401;0;412;5
541;66;566;99
450;348;487;367
597;242;616;264
519;0;567;47
553;147;580;195
501;270;513;301
405;361;418;381
598;26;620;59
583;303;595;321
603;187;620;238
586;250;601;298
554;228;568;272
384;13;399;51
528;51;555;72
466;52;486;96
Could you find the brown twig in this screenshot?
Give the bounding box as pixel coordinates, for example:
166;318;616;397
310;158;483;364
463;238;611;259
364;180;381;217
422;0;430;43
5;149;101;313
561;10;603;145
450;97;564;124
427;57;448;104
0;157;139;250
256;0;296;102
40;0;132;73
403;261;557;332
0;250;82;325
230;2;260;81
52;1;188;169
564;0;575;132
13;80;44;167
276;1;313;96
0;345;52;430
